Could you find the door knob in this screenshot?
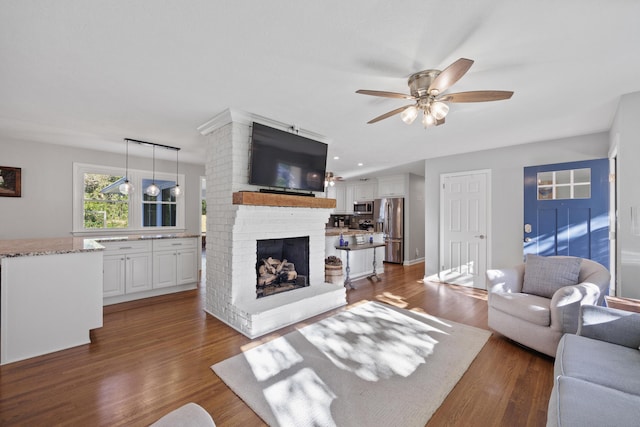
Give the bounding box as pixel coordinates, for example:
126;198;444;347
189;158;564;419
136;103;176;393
474;235;485;239
524;237;532;242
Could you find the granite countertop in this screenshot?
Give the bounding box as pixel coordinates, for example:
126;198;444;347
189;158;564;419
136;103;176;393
0;233;201;258
0;237;105;259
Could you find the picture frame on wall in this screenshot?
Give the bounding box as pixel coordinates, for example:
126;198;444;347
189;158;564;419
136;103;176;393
0;166;22;197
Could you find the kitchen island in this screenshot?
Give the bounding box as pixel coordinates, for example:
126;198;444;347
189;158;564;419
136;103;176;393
0;237;104;365
325;229;385;282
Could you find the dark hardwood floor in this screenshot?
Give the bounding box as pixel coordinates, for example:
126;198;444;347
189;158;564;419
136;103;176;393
0;262;554;426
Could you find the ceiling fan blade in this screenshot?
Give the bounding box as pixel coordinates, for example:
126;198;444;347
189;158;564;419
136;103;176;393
427;58;474;96
438;90;514;103
356;89;415;100
436;117;445;126
367;105;414;124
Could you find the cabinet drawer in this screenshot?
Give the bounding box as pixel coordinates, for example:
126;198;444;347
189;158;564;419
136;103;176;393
100;240;151;253
152;238;197;251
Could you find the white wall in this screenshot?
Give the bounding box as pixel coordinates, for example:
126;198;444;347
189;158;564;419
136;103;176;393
424;132;610;277
610;91;640;299
407;173;425;264
0;138;205;239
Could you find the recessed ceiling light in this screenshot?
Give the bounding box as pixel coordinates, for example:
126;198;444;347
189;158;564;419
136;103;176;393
358;163;363;166
333;156;340;160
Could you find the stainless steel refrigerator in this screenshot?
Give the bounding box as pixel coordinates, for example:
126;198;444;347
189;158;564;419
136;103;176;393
374;197;404;263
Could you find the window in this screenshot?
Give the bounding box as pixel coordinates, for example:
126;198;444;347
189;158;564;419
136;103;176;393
537;168;591;200
83;173;129;229
142;178;177;227
73;163;185;233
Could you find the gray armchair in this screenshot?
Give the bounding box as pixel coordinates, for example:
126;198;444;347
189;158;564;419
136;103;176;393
486;256;610;357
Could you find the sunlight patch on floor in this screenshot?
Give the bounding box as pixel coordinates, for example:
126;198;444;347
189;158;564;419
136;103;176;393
299;303;443;381
374;291;409;308
263;367;336;427
244;337;304;382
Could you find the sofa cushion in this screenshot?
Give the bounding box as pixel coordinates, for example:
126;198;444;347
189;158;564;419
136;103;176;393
549;376;640;427
522;255;581;298
490;292;550;326
578;305;640;349
555;334;640;397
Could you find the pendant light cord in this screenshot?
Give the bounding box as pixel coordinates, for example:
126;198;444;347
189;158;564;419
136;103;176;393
152;145;156;183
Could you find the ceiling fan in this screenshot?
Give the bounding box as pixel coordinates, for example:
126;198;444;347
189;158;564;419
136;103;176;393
324;172;343;187
356;58;513;128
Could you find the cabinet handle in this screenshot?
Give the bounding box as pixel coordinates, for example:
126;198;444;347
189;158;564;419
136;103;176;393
171;243;182;246
119;246;133;250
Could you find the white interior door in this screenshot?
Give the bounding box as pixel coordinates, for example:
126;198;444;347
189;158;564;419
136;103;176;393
439;171;489;289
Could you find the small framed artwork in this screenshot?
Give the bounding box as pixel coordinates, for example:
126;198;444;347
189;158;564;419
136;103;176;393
0;166;22;197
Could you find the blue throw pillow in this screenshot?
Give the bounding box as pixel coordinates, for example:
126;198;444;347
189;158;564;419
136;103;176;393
522;255;582;298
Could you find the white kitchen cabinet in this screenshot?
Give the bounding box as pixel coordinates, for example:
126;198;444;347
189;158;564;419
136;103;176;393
102;254;125;297
377;175;406;197
153;238;198;288
333;183;355;214
101;241;152;298
354;181;377;201
344;184;355;213
334;184;346;213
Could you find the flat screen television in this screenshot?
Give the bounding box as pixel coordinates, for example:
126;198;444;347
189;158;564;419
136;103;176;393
249;122;328;192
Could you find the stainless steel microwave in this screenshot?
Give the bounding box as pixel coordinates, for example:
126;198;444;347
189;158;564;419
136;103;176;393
353;201;374;214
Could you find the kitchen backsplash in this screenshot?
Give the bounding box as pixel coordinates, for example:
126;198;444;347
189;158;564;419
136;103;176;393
327;214;374;229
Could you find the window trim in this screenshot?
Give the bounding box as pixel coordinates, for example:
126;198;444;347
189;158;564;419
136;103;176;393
73;162;185;235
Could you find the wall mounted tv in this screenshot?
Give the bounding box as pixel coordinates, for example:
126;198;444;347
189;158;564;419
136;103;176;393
249;122;328;193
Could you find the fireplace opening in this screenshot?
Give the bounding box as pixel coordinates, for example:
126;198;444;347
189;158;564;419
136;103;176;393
256;236;309;298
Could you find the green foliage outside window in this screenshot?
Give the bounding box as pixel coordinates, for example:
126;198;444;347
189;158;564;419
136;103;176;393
83;173;129;229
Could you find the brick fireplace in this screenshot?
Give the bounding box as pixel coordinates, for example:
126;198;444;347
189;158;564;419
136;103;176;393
199;109;346;338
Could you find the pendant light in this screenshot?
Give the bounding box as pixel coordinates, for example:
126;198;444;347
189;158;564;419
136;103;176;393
170;149;182;197
119;139;134;195
145;145;160;197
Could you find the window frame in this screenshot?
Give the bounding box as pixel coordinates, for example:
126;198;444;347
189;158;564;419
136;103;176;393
73;162;185;235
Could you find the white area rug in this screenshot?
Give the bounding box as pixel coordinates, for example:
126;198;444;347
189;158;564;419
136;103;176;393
212;301;490;427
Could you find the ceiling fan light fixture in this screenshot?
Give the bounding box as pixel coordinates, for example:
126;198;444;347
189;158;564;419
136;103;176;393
430;101;449;120
325;171;336;188
400;106;418;124
422;111;436;128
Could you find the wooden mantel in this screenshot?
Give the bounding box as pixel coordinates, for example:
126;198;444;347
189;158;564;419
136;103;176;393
232;191;336;209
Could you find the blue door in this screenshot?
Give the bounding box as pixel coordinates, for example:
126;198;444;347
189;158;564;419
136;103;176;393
523;159;609;268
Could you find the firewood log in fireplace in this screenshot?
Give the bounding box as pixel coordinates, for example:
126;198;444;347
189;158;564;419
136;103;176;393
257;257;297;287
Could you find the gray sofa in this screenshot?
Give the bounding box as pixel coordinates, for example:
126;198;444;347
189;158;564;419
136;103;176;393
547;305;640;427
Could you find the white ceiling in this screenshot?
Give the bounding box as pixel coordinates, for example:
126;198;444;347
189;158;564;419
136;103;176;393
2;1;639;179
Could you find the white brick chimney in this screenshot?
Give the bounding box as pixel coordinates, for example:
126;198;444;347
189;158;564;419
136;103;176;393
198;109;346;338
